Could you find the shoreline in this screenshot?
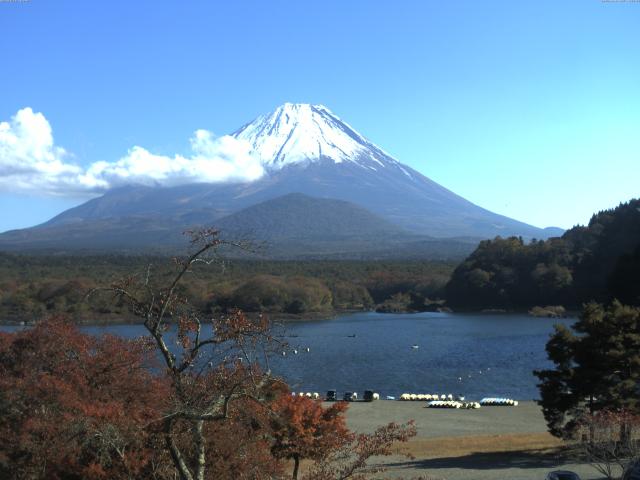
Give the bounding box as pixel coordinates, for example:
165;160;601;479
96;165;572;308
0;307;580;327
0;310;349;327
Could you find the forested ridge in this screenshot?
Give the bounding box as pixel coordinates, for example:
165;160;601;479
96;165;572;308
0;255;454;323
3;199;638;322
445;198;640;309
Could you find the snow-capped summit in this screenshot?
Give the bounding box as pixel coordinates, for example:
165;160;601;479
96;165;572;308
233;103;396;170
2;102;561;252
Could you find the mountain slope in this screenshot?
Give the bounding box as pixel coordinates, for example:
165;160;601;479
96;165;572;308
214;193;478;259
0;193;478;259
0;103;561;253
215;193;405;240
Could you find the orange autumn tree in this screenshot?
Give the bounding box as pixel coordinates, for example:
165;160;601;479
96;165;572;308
271;395;352;479
0;317;285;480
302;421;417;480
0;318;168;479
0;229;421;480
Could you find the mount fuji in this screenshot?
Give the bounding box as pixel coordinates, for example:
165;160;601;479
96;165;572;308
0;103;562;256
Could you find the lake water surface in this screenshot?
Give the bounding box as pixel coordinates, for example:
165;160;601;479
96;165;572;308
1;312;573;401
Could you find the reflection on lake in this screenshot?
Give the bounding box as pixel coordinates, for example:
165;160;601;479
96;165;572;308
1;312;572;400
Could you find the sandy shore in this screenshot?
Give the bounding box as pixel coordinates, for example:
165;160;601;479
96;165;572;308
336;400;607;480
344;400;549;438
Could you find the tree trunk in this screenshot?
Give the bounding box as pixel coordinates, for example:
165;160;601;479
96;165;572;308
292;453;300;480
194;420;206;480
165;418;194;480
621;418;632;454
589;395;595;442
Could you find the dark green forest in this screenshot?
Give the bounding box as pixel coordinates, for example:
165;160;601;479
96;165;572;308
0;254;454;324
445;198;640;309
2;198;639;323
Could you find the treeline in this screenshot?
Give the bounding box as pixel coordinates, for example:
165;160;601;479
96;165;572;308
446;199;640;309
0;255;455;323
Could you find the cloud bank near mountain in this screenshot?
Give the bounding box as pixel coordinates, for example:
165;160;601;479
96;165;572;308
0;107;264;196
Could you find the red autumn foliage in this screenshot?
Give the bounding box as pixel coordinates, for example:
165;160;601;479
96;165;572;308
0;232;422;479
271;395;352;478
0;317;168;480
303;420;418;480
0;318;286;480
202;397;284;479
0;316;420;480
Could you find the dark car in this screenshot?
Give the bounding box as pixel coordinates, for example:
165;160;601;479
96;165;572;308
623;461;640;480
545;471;581;480
363;390;374;402
325;390;337;401
343;391;355;402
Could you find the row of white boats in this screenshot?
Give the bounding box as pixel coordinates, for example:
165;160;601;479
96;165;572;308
399;393;519;408
293;390;519;407
428;400;481;409
400;393;458;401
479;397;519;406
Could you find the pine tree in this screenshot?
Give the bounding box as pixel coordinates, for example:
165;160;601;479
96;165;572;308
535;301;640;438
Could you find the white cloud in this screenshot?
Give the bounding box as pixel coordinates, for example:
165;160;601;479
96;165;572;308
0;107;265;196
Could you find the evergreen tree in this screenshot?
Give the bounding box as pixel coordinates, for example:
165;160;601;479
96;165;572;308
446;198;640;309
535;301;640;438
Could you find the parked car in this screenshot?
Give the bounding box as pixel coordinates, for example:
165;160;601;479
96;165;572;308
342;391;355;402
545;471;581;480
623;461;640;480
325;390;337;401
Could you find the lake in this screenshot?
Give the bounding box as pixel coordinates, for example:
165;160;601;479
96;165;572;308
1;311;573;401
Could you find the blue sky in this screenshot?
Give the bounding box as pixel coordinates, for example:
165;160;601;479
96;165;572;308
0;0;638;232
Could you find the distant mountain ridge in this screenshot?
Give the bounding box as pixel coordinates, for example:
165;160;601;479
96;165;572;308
215;193;404;240
0;193;479;259
0;103;563;255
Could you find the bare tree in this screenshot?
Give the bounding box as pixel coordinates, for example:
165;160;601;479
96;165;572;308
98;229;281;480
571;409;640;480
88;228;428;480
302;421;418;480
